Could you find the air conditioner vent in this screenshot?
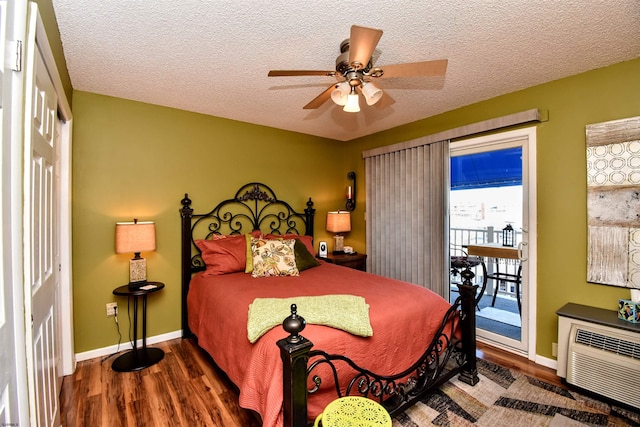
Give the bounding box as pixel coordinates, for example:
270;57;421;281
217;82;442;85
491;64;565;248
575;328;640;360
568;324;640;408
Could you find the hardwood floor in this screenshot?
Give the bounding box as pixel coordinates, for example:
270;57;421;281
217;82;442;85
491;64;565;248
60;338;262;427
60;338;562;426
476;341;563;388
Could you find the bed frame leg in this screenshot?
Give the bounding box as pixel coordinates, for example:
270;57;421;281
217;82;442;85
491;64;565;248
458;268;480;386
278;304;314;427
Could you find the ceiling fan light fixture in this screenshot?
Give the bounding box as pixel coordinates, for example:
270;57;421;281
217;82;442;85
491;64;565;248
330;81;350;106
361;81;383;106
267;25;448;112
343;87;360;112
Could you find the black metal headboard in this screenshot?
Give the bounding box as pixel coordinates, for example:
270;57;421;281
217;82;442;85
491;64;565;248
179;182;315;337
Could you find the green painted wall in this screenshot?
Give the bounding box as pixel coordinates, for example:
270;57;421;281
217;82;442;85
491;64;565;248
71;92;348;352
345;57;640;359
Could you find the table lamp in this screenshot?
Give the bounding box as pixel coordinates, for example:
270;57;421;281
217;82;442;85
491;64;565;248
115;219;156;288
326;211;351;254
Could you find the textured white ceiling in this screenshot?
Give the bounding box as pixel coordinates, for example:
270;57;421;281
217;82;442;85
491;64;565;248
51;0;640;141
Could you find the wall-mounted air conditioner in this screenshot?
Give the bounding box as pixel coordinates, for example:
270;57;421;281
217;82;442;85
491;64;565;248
561;321;640;409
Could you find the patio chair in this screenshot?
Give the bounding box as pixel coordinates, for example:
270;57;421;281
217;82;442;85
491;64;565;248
450;246;487;310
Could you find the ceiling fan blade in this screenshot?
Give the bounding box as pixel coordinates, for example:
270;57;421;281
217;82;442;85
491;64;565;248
348;25;383;69
303;84;336;109
268;70;336;77
377;59;448;79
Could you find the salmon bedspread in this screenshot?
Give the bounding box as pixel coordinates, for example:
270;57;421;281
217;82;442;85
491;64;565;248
187;261;453;427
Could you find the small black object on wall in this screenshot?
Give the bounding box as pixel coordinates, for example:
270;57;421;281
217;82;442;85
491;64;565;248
345;171;356;211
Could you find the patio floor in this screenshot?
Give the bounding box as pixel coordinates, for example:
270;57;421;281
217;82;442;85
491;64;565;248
450;284;521;341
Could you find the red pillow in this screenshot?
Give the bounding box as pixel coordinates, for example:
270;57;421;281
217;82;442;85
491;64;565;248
249;230;263;238
210;230;262;239
265;233;315;255
195;234;247;276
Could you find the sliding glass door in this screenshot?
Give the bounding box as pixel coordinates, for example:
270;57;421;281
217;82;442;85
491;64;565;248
449;127;536;358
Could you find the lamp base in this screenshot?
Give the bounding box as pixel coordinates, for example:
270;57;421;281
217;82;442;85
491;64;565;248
129;256;147;283
332;250;345;255
333;234;345;253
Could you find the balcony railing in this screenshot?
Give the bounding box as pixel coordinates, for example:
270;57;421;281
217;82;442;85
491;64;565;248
450;227;522;298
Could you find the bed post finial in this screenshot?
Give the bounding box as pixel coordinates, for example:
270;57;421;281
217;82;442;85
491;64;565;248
278;304;312;427
181;193;192;208
282;304;306;344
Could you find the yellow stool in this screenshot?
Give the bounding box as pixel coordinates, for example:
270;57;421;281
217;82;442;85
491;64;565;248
313;396;392;427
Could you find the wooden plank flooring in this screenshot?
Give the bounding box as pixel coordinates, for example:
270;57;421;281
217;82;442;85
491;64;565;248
60;338;261;426
60;338;562;426
476;341;563;387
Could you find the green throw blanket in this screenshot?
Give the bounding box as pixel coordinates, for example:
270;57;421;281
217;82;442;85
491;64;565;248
247;295;373;343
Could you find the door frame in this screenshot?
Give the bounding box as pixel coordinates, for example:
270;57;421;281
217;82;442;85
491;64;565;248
2;0;31;423
450;126;537;361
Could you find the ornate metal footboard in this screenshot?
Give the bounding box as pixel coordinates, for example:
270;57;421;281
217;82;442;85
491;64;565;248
278;274;479;427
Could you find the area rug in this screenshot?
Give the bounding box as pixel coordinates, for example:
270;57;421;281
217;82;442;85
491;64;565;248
476;307;521;327
392;359;640;426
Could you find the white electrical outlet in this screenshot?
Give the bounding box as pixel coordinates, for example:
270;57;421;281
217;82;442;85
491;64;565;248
552;342;558;357
106;302;118;317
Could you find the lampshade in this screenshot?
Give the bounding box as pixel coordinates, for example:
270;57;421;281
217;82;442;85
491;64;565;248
361;81;383;106
331;81;350;106
115;221;156;254
343;87;360;113
326;211;351;233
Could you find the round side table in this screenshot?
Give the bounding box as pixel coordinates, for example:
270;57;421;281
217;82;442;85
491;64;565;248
111;281;165;372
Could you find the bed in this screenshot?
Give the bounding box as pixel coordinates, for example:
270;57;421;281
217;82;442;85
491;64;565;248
180;183;479;427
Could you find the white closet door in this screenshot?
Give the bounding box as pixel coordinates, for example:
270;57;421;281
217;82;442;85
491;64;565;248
22;4;60;426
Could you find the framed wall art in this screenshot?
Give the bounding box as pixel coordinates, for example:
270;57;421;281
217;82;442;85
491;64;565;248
586;115;640;289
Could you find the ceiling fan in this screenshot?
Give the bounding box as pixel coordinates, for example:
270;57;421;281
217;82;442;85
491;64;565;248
268;25;448;112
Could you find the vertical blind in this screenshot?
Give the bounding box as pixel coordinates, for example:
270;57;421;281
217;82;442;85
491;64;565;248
364;139;449;297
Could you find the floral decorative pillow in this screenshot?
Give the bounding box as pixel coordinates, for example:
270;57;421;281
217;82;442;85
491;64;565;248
251;238;299;277
265;233;314;255
245;231;266;273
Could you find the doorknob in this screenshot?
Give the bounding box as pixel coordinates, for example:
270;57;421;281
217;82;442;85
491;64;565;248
517;242;528;262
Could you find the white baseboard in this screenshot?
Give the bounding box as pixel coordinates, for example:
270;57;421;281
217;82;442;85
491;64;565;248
534;354;558;371
75;329;183;362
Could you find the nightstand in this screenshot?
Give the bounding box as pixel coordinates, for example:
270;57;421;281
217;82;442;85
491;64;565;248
112;281;165;372
319;253;367;271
